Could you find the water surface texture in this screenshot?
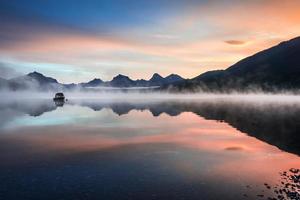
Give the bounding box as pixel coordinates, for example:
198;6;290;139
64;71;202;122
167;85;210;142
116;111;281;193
0;97;299;200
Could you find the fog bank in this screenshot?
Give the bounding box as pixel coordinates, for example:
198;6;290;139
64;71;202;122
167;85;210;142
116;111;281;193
1;91;300;105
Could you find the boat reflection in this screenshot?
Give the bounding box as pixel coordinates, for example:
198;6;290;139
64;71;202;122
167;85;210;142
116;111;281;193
54;99;65;107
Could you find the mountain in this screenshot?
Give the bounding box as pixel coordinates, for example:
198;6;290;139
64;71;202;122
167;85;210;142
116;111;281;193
1;71;186;91
135;79;148;87
149;73;165;86
172;36;300;92
3;36;300;92
109;74;136;87
146;73;183;86
79;73;184;88
165;74;184;83
27;71;58;84
7;71;61;91
80;78;103;87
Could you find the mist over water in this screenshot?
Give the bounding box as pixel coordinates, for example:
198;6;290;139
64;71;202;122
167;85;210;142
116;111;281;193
0;92;299;200
1;90;300;102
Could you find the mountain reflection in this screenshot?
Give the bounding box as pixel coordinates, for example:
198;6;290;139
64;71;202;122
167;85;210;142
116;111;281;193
0;99;299;155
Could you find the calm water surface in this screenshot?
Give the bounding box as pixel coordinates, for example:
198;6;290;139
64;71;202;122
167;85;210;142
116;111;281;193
0;97;299;200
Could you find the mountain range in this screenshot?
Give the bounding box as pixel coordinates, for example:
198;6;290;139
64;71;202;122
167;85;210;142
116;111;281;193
0;71;184;91
1;36;300;92
169;36;300;92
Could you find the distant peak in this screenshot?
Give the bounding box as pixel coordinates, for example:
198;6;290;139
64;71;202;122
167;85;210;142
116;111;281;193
87;78;103;83
166;73;181;78
91;78;102;81
165;74;184;83
81;77;103;87
152;73;163;78
26;71;58;83
28;71;43;76
114;74;129;79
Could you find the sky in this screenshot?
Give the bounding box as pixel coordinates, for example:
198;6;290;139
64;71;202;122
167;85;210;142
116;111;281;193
0;0;300;83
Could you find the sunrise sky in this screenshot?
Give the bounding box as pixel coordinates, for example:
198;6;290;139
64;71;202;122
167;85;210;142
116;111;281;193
0;0;300;83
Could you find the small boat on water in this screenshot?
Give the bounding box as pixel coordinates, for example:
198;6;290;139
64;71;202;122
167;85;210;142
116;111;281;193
53;93;65;101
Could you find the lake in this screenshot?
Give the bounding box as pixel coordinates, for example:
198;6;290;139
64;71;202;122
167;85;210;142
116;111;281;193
0;94;299;200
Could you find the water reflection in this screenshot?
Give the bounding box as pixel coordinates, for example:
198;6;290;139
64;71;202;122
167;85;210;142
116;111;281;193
54;99;65;107
68;99;300;155
1;99;299;155
0;98;299;200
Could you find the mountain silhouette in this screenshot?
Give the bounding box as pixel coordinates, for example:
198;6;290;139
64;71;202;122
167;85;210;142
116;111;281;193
149;73;165;86
165;74;184;83
2;36;300;91
80;78;103;87
7;71;61;91
27;71;58;84
77;73;184;88
147;73;184;86
1;72;184;90
109;74;136;87
172;36;300;92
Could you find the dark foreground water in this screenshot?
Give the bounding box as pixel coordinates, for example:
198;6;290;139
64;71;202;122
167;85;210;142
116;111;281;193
0;96;299;200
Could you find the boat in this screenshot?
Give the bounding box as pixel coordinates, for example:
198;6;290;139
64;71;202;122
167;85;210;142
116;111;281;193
53;93;65;101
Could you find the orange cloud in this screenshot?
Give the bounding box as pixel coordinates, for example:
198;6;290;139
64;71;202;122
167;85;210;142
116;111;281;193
1;0;300;82
225;40;247;45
